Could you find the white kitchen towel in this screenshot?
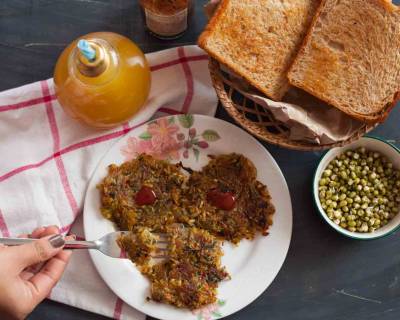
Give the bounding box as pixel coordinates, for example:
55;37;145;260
0;45;217;319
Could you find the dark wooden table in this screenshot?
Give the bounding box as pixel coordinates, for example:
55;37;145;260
1;1;400;319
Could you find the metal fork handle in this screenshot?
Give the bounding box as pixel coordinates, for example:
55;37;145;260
64;240;98;250
0;237;98;250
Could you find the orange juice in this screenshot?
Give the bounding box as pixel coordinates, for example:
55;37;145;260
54;32;151;128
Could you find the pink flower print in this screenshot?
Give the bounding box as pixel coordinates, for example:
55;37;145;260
121;116;221;162
152;140;181;161
192;301;224;320
148;118;179;151
121;118;183;161
143;118;181;160
197;141;209;149
121;137;153;161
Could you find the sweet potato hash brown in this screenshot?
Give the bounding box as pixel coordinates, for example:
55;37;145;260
99;154;186;232
98;153;275;309
117;227;158;267
118;224;229;309
181;154;275;244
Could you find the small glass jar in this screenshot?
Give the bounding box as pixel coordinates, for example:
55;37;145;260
139;0;193;39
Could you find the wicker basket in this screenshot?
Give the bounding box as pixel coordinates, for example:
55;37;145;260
209;58;375;151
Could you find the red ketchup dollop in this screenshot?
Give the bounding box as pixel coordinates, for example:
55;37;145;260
135;186;157;206
207;189;236;211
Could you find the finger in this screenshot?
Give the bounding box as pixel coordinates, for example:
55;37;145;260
55;249;73;266
22;234;74;277
7;234;65;272
26;249;71;304
17;225;57;240
22;243;73;282
66;234;76;240
41;225;60;236
20;261;45;280
32;225;60;239
20;270;35;281
64;234;76;242
28;262;44;272
29;227;46;238
16;227;44;240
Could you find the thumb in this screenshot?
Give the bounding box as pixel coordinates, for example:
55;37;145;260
8;234;65;272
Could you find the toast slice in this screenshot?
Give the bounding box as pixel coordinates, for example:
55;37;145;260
198;0;320;101
288;0;400;123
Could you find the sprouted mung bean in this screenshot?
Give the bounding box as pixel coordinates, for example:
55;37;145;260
319;147;400;233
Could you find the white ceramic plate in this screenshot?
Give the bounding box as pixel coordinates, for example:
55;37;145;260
83;115;292;320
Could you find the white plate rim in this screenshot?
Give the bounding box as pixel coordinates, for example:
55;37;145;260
83;114;293;320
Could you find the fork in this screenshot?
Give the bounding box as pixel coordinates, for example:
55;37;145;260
0;231;169;259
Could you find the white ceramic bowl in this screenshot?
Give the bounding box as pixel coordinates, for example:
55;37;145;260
313;136;400;240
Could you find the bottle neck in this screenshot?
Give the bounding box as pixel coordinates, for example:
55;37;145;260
77;40;108;77
69;38;119;85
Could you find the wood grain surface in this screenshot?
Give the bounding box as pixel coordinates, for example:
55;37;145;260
1;1;400;320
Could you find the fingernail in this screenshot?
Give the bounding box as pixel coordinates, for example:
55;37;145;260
48;234;65;248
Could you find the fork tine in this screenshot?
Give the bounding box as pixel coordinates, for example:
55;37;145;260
154;231;167;236
156;240;169;245
153;232;165;235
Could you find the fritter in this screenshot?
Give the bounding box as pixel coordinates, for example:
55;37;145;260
117;227;158;268
98;153;275;310
118;224;228;309
181;153;275;244
98;154;186;232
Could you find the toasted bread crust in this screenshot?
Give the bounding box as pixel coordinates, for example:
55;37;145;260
288;0;400;123
198;0;317;101
287;0;327;78
198;0;230;49
198;0;288;100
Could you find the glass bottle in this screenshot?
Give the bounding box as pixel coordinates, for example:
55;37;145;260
54;32;151;129
139;0;194;39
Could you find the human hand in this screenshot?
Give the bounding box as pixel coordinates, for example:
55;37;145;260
0;226;73;320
